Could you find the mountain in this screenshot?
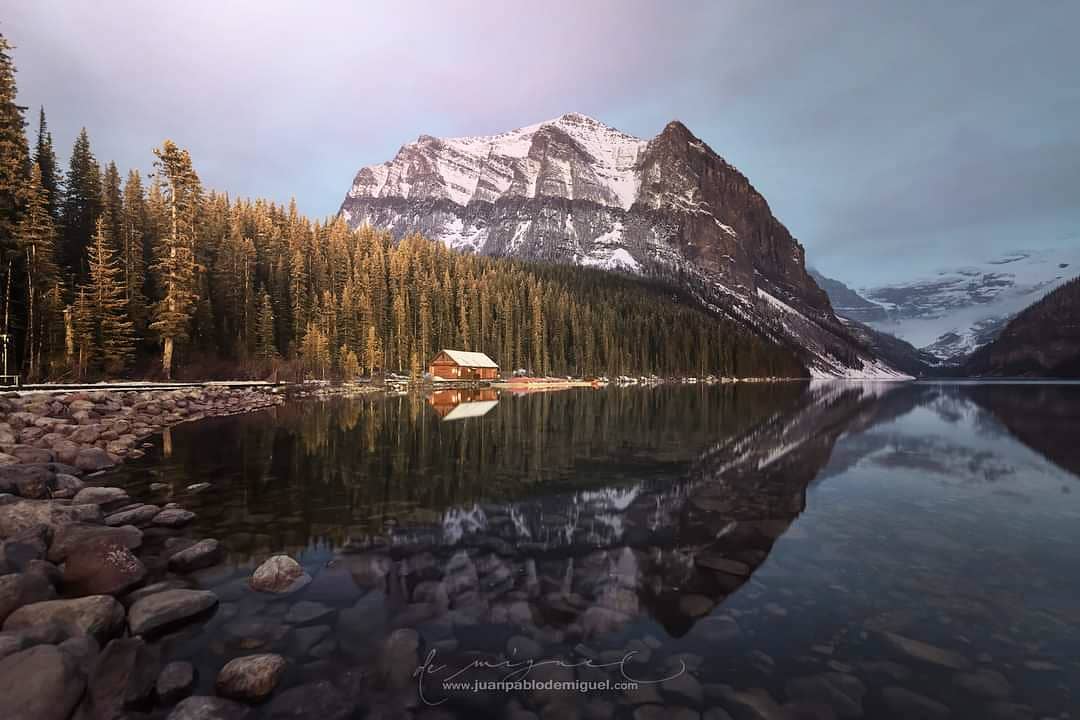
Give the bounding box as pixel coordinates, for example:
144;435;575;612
340;113;904;379
839;318;938;377
852;249;1079;364
964;275;1080;377
808;269;887;323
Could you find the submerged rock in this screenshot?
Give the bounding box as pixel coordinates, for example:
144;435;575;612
128;588;218;636
76;637;160;718
0;645;86;720
157;660;197;704
215;653;287;702
881;686;950;719
881;632;971;670
152;507;196;528
167;696;255;720
785;672;866;719
250;555;311;594
283;599;334;625
72;486;128;507
168;539;224;573
264;680;355;720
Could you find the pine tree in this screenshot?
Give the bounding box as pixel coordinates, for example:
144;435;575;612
15;165;59;379
300;321;329;379
340;345;360;380
85;218;135;374
33;108;60;221
149;140;201;378
59;128;101;281
255;290;277;360
0;34;28;250
120;170;147;330
100;161;123;252
70;287;95;379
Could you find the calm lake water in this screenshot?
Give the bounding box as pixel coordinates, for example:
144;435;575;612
111;382;1080;719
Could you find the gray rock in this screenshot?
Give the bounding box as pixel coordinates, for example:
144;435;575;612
250;555;311;594
57;635;98;678
283;600;334;625
0;465;54;498
186;482;212;493
1;524;49;572
48;522;142;563
953;668;1011;700
2;595;125;644
0;572;56;625
167;696;255;720
153;507;196;528
54;473;85;494
215;653;287;702
264;680;355;720
377;627;419;690
128;589;218;636
61;539;147;596
74;447;116;472
0;499;101;539
76;637;160;718
291;624;331;656
72;486;129;507
0;644;86;720
157;660;196;704
881;686;950;719
104;503;160;527
168;539;224;573
662;672;704;706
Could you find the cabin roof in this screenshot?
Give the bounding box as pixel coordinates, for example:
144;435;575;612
436;349;499;368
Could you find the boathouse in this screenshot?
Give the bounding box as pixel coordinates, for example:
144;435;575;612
428;349;499;381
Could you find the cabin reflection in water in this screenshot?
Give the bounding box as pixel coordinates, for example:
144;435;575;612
427;388;499;421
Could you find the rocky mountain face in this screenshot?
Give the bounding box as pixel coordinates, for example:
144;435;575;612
340;113;902;378
964;275;1080;377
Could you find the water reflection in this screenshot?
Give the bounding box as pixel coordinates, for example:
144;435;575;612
109;382;1080;717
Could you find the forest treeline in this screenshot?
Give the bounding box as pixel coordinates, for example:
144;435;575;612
0;35;804;382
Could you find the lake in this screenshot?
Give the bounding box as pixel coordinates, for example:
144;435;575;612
110;382;1080;719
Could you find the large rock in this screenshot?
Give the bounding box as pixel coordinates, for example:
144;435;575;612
283;600;334;626
11;446;54;464
881;686;951;719
167;696;254;720
75;637;160;719
378;628;420;690
157;660;197;704
127;588;218;636
0;645;86;720
881;632;971;670
215;653;287;702
49;522;142;563
62;539;147;596
0;572;56;625
0;465;55;498
3;595;125;644
0;499;100;538
72;486;129;508
152;507;196;528
74;447;116;472
104;503;160;527
0;523;49;572
785;673;866;719
168;538;224;573
250;555;311;594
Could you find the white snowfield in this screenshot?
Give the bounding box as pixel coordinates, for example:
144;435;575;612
858;247;1080;361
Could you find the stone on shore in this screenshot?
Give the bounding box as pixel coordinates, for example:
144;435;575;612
72;486;129;508
250;555;311;594
0;645;86;720
215;653;287;702
61;540;147;596
153;507;196;528
127;588;218;636
104;503;160;527
167;696;255;720
0;572;57;625
2;595;125;644
0;499;101;538
0;465;54;499
265;681;355;720
74;447;117;472
48;522;142;563
168;538;224;572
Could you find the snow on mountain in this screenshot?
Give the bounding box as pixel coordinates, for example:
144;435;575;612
854;248;1080;364
340;113;904;379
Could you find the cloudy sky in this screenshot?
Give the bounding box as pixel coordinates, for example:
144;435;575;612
6;1;1078;285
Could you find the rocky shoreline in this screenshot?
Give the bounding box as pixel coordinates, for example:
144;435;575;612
0;386;291;719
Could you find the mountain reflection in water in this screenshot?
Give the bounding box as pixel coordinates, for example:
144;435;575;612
110;382;1080;717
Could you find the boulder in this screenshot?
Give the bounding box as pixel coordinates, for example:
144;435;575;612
0;572;56;625
127;588;218;636
157;660;197;704
62;539;147;596
167;696;254;720
250;555;311;594
2;595;125;645
54;472;85;494
1;524;49;572
104;503;160;527
0;645;86;720
11;446;54;464
283;600;335;626
377;628;420;691
0;500;102;539
0;465;54;498
881;686;950;719
48;522;142;563
882;632;971;670
152;507;196;528
76;637;160;718
72;486;129;508
57;635;98;678
215;653;287;703
74;447;116;472
168;538;224;573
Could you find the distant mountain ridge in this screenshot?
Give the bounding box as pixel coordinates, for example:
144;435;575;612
340;113;905;379
964;275;1080;377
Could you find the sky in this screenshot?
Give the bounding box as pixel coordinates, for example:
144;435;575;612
5;1;1079;286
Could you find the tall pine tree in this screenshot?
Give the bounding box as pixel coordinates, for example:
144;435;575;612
33;107;60;220
59;128;101;282
16;165;59;380
85;218;135;374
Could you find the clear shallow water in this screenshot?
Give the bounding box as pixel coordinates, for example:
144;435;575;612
110;383;1080;718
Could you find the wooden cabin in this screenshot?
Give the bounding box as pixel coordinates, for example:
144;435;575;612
428;349;499;381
